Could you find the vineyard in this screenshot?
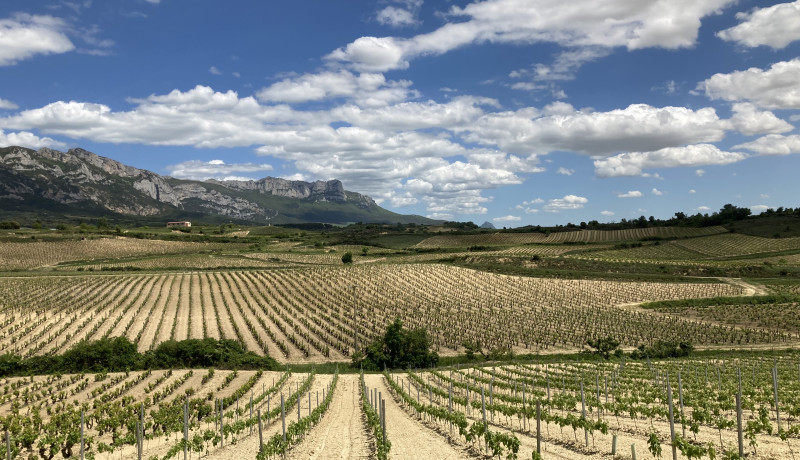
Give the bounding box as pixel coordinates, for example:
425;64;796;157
414;226;728;248
0;265;780;363
2;222;800;459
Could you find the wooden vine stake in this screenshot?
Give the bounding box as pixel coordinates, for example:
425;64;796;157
80;410;85;460
666;375;677;460
183;400;188;460
281;393;286;444
535;400;541;455
773;365;782;431
257;409;263;453
736;367;744;457
580;380;588;446
6;430;10;460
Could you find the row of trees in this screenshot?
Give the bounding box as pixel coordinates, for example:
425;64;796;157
0;337;278;376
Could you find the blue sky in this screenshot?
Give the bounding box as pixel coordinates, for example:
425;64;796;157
1;0;799;226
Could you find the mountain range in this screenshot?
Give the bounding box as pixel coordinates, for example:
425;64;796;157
0;146;437;225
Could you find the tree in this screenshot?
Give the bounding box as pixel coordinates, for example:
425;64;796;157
352;318;438;370
341;252;353;264
586;337;621;359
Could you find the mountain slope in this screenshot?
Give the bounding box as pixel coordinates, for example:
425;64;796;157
0;146;437;225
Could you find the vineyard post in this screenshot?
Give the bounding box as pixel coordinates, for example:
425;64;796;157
381;398;386;445
297;390;301;421
249;393;253;435
522;384;527;432
139;404;144;459
772;365;781;431
448;381;453;435
80;410;84;460
490;378;494;422
281;393;286;444
535;400;541;454
666;375;677;460
595;373;600;415
612;434;617;455
736;385;744;456
580;380;588;446
308;392;311;417
257;409;263;453
481;386;488;454
137;420;142;460
631;443;637;460
220;399;225;447
678;371;685;438
5;430;9;460
183;400;188;460
267;395;270;422
316;391;319;409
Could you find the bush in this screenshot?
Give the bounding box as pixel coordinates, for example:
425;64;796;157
0;220;21;229
353;318;438;370
630;341;693;359
341;252;353;264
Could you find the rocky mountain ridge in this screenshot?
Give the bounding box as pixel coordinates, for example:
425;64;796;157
0;146;420;225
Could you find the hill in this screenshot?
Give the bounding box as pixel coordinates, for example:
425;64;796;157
0;146;438;226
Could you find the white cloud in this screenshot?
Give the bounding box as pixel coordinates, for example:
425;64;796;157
543;194;588;212
0;14;74;66
377;7;417;28
493;215;522;223
600;210;615;216
700;58;800;109
0;98;18;110
461;104;728;156
0;129;66;149
689;189;696;194
727;103;793;136
695;169;705;177
257;70;416;107
594;144;747;177
733;134;800;155
760;194;770;199
617;190;642;198
209;66;222;75
696;206;711;212
327;0;734;72
717;1;800;49
165;159;273;180
651;188;663;196
750;204;770;213
557;167;574;176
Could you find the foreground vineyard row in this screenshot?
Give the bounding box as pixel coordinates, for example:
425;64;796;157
7;353;800;459
0;266;780;362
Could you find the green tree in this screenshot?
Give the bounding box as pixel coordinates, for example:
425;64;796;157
353;318;438;370
341;252;353;264
586;336;621;359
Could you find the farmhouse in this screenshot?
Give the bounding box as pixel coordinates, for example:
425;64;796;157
166;221;191;228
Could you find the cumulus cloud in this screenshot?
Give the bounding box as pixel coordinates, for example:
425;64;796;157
0;129;66;149
543;195;587;212
700;58;800;109
557;167;574;176
733;134;800;155
727;103;793;135
600;210;615;216
460;104;728;156
594;144;747;177
0;98;18;110
209;66;222;75
493;215;522;223
651;188;663;196
717;1;800;49
617;190;642;198
377;7;417;28
0;14;75;66
257;70;416;107
750;204;770;213
164;159;273;180
327;0;734;72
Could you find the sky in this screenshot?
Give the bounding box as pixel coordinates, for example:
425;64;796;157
1;0;799;226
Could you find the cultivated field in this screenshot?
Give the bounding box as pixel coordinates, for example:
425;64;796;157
2;223;800;459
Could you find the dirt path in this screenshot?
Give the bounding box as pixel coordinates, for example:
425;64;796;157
287;374;371;459
363;374;472;460
718;277;769;296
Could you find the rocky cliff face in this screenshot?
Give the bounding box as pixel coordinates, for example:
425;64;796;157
0;146;381;223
